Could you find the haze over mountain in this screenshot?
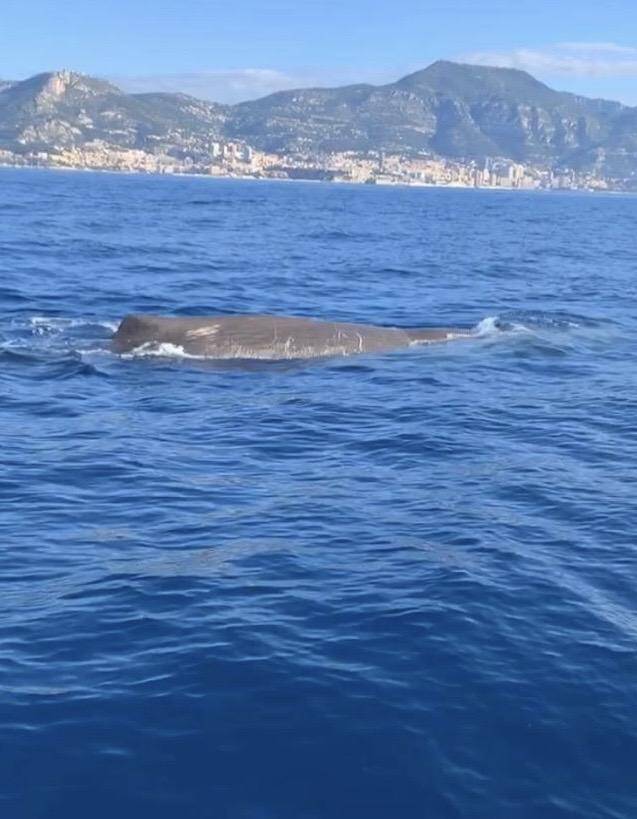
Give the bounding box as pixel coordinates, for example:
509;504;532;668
1;60;636;179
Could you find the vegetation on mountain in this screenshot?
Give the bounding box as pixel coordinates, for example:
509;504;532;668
0;61;635;179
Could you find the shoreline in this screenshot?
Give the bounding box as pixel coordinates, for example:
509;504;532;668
0;161;631;196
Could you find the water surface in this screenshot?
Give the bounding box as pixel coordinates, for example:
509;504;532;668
1;169;636;818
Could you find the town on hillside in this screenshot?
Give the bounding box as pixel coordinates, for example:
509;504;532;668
0;141;617;191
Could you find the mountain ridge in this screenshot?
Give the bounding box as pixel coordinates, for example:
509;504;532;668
0;61;635;180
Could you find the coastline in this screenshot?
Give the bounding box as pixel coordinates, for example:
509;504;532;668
0;161;630;195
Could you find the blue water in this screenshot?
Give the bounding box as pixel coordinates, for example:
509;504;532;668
1;169;636;819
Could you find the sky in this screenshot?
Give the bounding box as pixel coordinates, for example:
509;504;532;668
2;0;637;104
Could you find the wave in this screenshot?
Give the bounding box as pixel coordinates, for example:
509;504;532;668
0;315;116;363
28;316;119;333
473;315;532;337
470;310;608;338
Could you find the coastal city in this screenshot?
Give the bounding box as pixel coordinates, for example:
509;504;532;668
0;139;618;191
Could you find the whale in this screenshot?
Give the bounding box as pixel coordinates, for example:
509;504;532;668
111;314;473;360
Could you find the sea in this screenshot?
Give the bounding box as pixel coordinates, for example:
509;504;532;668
1;168;636;819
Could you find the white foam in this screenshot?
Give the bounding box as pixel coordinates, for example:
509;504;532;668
75;347;113;356
30;316;71;327
473;316;533;337
28;316;118;333
473;316;500;336
122;342;207;360
29;316;76;335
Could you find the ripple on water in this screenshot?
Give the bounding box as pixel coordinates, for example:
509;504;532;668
1;171;636;819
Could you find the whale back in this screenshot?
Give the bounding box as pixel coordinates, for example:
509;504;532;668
111;314;472;359
111;314;412;359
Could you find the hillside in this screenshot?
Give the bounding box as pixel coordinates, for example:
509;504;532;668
0;62;635;179
228;61;631;174
0;69;227;160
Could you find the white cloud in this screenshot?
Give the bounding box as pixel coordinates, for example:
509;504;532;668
113;66;400;104
113;68;303;104
557;42;637;55
461;42;637;77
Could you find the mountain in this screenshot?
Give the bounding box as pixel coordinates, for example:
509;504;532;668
0;69;227;158
0;62;636;180
228;61;631;174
